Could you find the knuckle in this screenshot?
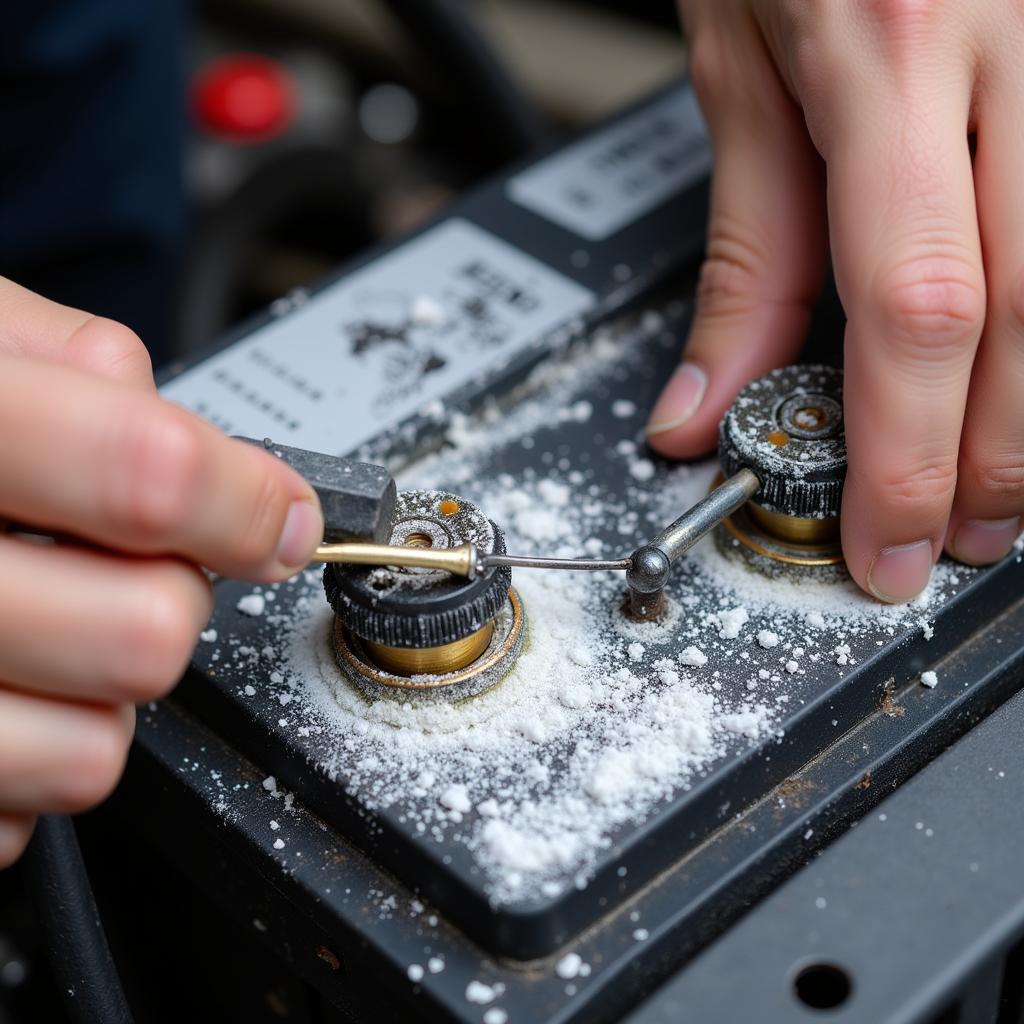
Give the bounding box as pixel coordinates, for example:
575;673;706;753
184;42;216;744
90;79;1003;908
862;0;940;38
873;260;985;354
961;450;1024;502
106;407;205;541
76;318;152;384
696;233;769;318
864;456;958;513
116;576;202;700
55;711;130;811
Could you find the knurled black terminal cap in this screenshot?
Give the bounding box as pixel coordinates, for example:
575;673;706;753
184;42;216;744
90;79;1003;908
323;490;511;648
234;437;396;543
718;364;846;519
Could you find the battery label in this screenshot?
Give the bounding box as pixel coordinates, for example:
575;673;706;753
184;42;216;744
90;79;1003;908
507;83;711;241
160;219;595;453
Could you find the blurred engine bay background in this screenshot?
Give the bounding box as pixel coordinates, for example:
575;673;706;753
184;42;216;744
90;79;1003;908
179;0;685;355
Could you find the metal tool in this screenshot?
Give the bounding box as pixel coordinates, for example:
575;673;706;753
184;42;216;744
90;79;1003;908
237;436;397;543
279;362;848;625
314;541;630;579
313;469;762;624
626;468;762;617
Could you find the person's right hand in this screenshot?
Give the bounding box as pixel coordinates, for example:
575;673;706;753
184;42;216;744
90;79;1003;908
0;277;324;868
650;0;1024;604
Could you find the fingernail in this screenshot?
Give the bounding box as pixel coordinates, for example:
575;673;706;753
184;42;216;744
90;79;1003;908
867;539;933;603
646;362;708;436
276;500;323;568
951;516;1020;565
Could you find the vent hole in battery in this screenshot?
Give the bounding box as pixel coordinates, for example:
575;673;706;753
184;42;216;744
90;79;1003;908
793;962;853;1011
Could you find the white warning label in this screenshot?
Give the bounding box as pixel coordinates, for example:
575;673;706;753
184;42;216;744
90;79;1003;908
160;219;595;453
507;84;711;241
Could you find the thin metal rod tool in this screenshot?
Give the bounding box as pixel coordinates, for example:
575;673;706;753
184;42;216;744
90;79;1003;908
653;468;761;561
313;469;761;586
624;468;762;613
315;541;479;577
482;554;631;572
314;541;630;579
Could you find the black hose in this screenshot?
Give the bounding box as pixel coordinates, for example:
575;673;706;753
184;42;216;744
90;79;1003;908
380;0;549;162
23;815;134;1024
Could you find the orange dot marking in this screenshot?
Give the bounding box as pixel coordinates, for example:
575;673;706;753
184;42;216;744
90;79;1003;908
439;499;460;517
767;431;790;446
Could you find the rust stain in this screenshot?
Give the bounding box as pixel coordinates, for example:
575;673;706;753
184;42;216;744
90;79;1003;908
777;777;817;808
880;679;905;717
621;589;666;623
854;772;872;791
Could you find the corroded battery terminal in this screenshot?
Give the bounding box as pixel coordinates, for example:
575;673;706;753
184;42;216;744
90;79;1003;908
715;364;847;574
625;363;848;616
324;490;526;700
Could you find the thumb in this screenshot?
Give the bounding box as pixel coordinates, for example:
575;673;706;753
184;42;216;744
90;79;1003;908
646;29;825;458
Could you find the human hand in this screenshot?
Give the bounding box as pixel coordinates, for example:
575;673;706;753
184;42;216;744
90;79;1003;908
0;278;323;866
649;0;1022;601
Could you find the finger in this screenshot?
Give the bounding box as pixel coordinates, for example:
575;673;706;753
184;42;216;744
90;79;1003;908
0;355;324;580
0;276;153;389
0;535;211;704
0;813;36;870
0;691;134;815
946;76;1024;565
827;57;983;601
646;20;826;458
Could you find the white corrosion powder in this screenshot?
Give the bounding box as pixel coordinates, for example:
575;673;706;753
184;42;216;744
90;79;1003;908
679;646;708;667
204;306;973;911
556;953;584;979
236;593;266;617
629;459;656;482
440;784;472;814
466;981;498;1004
716;608;749;640
921;671;938;688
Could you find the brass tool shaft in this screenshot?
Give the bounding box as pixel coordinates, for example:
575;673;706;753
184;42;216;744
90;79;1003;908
313;542;631;578
315;541;479;577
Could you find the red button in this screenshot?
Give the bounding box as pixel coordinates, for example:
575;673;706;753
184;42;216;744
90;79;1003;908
193;55;295;142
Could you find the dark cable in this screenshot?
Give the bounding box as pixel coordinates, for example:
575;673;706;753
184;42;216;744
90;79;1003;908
379;0;549;162
23;815;134;1024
